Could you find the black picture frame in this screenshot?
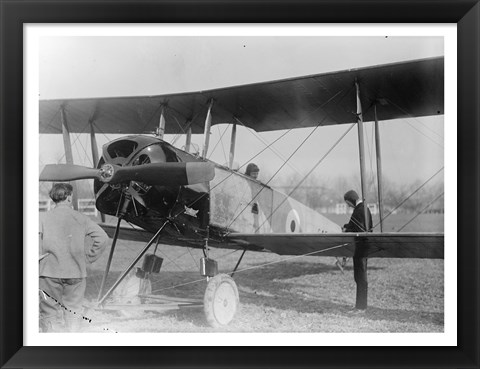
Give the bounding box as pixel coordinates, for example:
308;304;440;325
1;1;479;368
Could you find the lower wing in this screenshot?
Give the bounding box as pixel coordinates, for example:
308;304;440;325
99;223;443;259
226;233;444;259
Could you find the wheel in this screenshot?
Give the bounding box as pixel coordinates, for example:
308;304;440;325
203;273;239;328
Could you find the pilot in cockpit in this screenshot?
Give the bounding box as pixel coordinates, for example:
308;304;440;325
245;163;260;180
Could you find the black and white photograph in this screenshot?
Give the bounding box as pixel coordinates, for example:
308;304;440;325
30;26;454;344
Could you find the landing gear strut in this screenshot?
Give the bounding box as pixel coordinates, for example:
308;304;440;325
96;220;240;328
97;220;169;306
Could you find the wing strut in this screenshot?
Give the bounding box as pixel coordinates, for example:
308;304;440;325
158;106;166;139
185;126;192;153
355;80;370;231
229;123;237;169
201;100;214;158
89;120;106;223
374;104;385;232
89;121;100;167
60;106;79;210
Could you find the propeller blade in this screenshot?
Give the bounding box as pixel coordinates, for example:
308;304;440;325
40;164;102;182
109;162;215;186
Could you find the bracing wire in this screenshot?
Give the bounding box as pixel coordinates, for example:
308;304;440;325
170;113;187;135
170;129;294;218
385;99;444;149
172;87;353;217
397;192;444;232
234;118;304;178
222;88;354;227
120;221;197;274
230;88;346;177
73;132;92;167
55;122;90;164
207;124;230;160
170;115;191;146
386;99;445;142
373;167;444;229
218;127;229;164
225;115;335;231
116;219;206;295
150;242;349;294
180;87;355;229
404;121;444;149
87;123;116;157
39;108;62;137
170;109;204;147
139;104;165;134
246;123;357;234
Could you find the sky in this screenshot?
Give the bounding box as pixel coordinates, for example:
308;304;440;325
38;36;445;191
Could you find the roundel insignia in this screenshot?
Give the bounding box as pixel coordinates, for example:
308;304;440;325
286;209;301;233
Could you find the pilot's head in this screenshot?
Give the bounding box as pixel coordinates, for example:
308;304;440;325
343;190;359;208
49;183;73;204
245;163;259;179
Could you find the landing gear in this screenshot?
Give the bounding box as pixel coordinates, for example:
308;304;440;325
96;221;240;328
203;273;239;327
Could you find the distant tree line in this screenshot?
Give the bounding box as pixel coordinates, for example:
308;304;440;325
274;174;444;214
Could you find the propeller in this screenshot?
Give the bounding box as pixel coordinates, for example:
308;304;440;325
39;164;102;182
40;162;215;186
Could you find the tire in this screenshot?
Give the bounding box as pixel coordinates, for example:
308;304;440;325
203;274;239;328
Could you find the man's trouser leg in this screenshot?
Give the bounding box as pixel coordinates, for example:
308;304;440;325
62;278;86;332
353;257;368;310
39;277;64;332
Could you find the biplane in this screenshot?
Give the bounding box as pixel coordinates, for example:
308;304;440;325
39;56;445;327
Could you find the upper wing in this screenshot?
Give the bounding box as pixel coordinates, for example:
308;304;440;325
40;57;444;135
227;233;444;259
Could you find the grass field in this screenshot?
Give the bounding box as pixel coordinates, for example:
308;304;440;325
82;213;444;333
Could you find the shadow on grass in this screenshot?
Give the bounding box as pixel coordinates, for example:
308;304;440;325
233;260;384;281
358;306;444;325
85;270;206;301
85;260;340;299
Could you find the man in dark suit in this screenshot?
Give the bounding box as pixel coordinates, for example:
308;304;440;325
342;190;373;310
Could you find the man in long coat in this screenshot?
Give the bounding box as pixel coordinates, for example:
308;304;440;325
343;189;373;310
39;183;109;332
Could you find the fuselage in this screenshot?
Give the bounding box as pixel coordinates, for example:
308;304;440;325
94;135;341;249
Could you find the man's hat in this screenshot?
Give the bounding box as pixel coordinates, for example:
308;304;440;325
344;190;359;203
